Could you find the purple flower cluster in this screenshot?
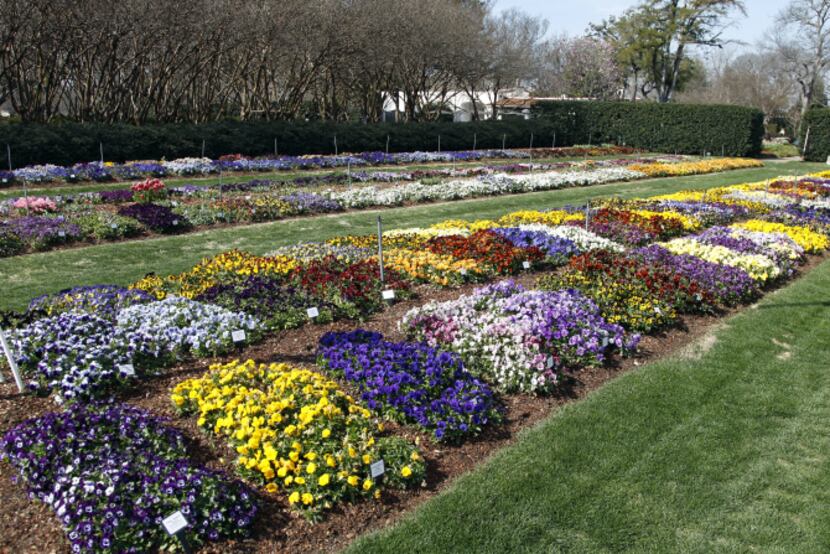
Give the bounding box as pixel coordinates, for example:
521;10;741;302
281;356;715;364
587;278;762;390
0;403;257;553
645;200;749;225
98;188;134;203
634;244;760;305
197;276;334;330
491;227;579;263
318;330;502;441
585;220;655;246
117;203;189;232
280;192;343;214
766;205;830;229
11;311;167;400
27;285;154;320
5;216;82;250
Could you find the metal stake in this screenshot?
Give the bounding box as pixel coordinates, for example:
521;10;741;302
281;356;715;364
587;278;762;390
377;216;385;284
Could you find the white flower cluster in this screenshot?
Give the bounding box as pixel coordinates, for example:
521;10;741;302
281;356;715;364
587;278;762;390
517;223;626;252
117;296;260;357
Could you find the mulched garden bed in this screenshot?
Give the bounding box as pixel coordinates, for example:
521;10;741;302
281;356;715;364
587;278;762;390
1;252;826;553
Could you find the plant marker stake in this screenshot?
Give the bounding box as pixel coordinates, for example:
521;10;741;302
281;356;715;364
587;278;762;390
274;137;278;157
377;215;385;285
386;134;390;155
584;200;590;231
6;144;10;171
529;133;534;170
334;135;338;156
162;511;191;554
201;139;206;158
502;133;506;152
473;132;477;152
438;135;441;153
552;132;556;149
99;142;104;164
0;328;24;392
347;160;352;187
803;126;811;157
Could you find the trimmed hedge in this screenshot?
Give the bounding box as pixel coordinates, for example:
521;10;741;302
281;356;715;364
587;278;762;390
0;119;560;167
0;101;764;167
801;108;830;162
533;101;764;157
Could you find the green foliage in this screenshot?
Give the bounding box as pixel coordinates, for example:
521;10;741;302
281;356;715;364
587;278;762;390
800;107;830;162
70;211;144;241
533;101;764;156
0;120;560;167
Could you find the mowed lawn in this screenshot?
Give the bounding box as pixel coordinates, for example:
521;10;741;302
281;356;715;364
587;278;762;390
0;161;822;310
348;256;830;554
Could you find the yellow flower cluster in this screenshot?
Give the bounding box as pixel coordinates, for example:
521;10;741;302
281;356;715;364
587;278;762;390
430;219;499;232
378;249;486;286
732;220;829;253
328;233;427;250
660;238;781;282
130;250;297;299
496;209;583;227
629;158;764;177
172;360;423;515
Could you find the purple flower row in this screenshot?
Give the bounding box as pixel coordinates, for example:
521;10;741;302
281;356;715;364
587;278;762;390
0;402;257;553
318;330;502;441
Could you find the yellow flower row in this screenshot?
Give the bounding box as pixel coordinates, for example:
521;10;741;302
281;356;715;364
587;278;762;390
629;158;764;178
628;209;702;230
496;209;584;227
130;250;297;299
732;220;829;253
172;359;423;515
378;248;487;286
660;238;781;282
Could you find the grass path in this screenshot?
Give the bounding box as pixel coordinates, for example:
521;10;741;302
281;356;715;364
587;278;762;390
0;161;822;310
347;256;830;553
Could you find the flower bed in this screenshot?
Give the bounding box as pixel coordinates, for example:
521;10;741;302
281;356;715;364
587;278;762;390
0;403;257;553
318;330;501;441
379;248;486;287
171;360;425;517
732;219;829;253
490;227;580;263
425;230;545;274
401;281;635;393
197;276;335;330
116;296;261;357
26;285;154;319
116;203;189;233
660;237;781;283
10;312;167;400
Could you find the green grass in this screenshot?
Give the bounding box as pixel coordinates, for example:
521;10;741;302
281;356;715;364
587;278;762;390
347;255;830;554
762;142;801;159
0;161;822;311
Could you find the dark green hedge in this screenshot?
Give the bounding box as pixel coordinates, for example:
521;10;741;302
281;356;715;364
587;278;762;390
533;101;764;157
0;101;764;167
801;108;830;162
0;119;561;167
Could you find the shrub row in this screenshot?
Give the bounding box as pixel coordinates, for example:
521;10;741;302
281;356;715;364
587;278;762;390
1;101;765;166
532;101;764;157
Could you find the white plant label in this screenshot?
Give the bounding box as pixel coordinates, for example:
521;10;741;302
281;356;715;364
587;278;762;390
171;201;178;207
231;330;247;343
460;268;468;276
111;223;119;230
58;231;66;238
382;289;396;300
370;459;386;479
172;219;179;226
245;195;252;200
306;307;319;319
162;510;189;536
522;261;531;270
118;363;136;377
217;212;225;218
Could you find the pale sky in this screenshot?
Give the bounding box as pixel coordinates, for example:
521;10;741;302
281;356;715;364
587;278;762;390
494;0;781;50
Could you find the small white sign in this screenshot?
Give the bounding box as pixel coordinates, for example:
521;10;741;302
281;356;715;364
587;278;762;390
546;355;555;369
460;268;468;276
58;231;66;238
162;510;189;536
118;363;136;377
231;329;247;343
245;195;252;200
654;307;662;315
382;289;396;300
306;307;319;319
172;219;179;226
370;459;386;479
111;223;118;230
522;261;531;270
217;212;225;218
171;201;178;207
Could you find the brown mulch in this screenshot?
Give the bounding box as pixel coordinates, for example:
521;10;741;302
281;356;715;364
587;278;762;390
0;253;827;553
